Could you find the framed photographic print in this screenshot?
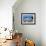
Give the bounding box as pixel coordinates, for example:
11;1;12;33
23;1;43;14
21;13;36;25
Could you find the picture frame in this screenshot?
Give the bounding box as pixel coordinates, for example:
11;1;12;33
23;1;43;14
21;13;36;25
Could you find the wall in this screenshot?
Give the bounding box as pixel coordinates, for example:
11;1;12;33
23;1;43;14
0;0;16;30
13;0;46;46
41;0;46;46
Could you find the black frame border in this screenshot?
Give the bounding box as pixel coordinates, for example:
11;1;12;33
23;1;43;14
21;13;36;25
